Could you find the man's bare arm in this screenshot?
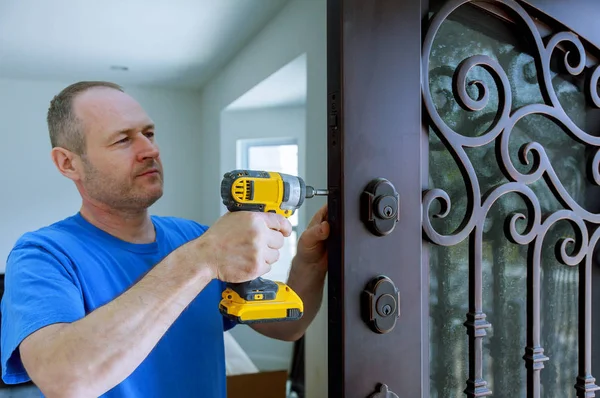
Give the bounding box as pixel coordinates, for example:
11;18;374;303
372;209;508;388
19;238;214;398
17;211;290;398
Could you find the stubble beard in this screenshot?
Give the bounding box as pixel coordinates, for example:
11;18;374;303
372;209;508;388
81;158;164;212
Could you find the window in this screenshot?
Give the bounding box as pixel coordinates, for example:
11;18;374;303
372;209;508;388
237;138;299;283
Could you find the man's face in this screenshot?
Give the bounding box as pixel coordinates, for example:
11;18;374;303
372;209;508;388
73;88;164;211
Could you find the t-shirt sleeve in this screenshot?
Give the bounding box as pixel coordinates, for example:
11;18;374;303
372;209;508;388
220;281;237;332
1;243;85;384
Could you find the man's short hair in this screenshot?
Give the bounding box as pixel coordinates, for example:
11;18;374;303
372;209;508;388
47;81;124;155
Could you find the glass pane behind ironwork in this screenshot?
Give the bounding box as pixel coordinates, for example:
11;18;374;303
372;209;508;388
426;4;597;397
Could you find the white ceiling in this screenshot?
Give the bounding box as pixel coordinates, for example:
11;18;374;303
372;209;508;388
0;0;290;90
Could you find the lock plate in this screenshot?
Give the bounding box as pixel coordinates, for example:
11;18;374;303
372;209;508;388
362;275;400;334
368;384;399;398
361;178;399;236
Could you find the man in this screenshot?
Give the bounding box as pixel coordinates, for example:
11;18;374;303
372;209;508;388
0;81;329;398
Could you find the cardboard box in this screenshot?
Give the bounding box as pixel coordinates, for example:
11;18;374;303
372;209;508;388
227;370;288;398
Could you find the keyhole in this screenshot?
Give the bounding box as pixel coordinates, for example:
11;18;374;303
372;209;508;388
383;206;393;218
383;304;392;316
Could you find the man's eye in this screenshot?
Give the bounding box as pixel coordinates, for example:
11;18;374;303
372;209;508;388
145;132;155;138
116;137;129;144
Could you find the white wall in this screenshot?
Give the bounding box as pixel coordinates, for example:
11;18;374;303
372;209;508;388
198;0;327;396
219;106;306;371
0;77;205;271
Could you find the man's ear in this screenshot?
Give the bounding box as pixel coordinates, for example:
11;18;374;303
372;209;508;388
51;147;83;181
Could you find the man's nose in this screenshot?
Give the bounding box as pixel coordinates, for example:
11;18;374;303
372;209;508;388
135;134;160;161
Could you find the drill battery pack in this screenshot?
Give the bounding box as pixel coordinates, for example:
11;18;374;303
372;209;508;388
219;277;304;324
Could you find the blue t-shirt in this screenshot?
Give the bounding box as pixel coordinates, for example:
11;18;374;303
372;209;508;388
1;213;236;397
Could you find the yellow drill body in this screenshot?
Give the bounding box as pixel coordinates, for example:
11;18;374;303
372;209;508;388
229;171;294;216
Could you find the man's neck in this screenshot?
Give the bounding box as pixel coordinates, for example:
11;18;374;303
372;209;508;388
79;202;156;244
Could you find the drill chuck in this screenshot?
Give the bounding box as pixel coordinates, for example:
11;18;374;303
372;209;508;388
279;172;306;211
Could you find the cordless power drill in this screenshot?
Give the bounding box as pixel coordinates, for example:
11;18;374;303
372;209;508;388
219;169;328;324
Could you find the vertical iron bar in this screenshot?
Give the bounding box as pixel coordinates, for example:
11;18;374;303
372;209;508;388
524;241;548;398
465;226;492;397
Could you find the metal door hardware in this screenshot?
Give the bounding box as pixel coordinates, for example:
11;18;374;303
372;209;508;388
368;383;399;398
361;178;399;236
362;275;400;334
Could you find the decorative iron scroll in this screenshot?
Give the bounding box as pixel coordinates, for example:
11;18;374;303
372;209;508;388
422;0;600;397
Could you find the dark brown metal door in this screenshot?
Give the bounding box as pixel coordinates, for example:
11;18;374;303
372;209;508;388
327;1;600;397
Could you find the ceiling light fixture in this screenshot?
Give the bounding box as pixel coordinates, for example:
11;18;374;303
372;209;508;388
110;65;129;71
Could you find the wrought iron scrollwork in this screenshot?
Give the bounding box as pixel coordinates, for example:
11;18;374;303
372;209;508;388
422;0;600;397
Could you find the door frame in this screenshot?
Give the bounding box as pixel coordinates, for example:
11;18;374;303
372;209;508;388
327;0;427;396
